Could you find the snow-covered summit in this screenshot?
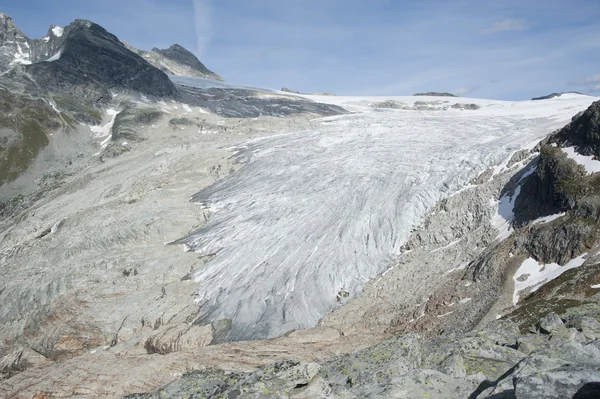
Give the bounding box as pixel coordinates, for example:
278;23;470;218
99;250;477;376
51;25;64;37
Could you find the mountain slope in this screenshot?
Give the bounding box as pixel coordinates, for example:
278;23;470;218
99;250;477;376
0;13;343;192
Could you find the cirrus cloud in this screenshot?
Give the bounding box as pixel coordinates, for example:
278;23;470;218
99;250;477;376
481;19;528;34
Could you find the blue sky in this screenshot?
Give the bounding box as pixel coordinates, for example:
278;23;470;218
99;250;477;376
3;0;600;99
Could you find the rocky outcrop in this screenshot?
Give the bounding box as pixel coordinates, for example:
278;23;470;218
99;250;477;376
370;100;479;111
413;92;457;97
126;308;600;398
281;87;300;94
531;92;585;101
552;100;600;157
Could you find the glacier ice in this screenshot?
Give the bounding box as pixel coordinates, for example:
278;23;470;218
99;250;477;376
175;94;598;341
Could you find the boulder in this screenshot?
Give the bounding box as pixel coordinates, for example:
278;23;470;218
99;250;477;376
514;364;600;399
538;312;565;334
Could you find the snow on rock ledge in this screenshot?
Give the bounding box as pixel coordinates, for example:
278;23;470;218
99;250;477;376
513;253;588;305
562;146;600;174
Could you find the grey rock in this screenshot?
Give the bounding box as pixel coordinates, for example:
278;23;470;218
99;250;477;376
514;364;600;399
581;317;600;340
318;334;423;393
451;103;480;110
538;312;565;334
353;369;483;399
458;336;526;380
439;354;467;378
517;334;551;355
537;340;600;365
474;319;522;347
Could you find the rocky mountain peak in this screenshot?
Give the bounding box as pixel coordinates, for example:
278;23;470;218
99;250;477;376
22;17;178;103
149;43;223;80
47;24;64;38
0;12;32;72
553;100;600;157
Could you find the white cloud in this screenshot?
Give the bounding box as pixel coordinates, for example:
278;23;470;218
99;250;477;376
453;86;480;96
569;73;600;92
571;73;600;85
193;0;212;57
481;19;527;34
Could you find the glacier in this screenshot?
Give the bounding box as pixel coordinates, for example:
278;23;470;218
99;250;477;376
174;89;597;341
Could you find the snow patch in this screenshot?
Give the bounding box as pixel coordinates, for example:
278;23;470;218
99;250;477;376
445;262;470;275
591;284;600;289
90;109;119;152
431;239;461;253
513;253;588;305
13;42;31;65
490;186;521;240
50;219;64;234
517;165;537;183
531;212;566;225
46;50;62;62
562;146;600;175
42;36;50;42
52;26;64;37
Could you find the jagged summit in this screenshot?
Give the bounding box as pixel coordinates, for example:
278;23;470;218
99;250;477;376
0;12;222;83
0;12;32;70
16;18;178;104
126;42;223;81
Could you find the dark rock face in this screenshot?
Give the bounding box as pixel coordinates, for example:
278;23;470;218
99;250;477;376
513;146;585;225
1;14;178;116
177;84;347;118
531;92;585;101
413;92;457;97
26;20;178;101
516;218;599;265
152;44;218;78
552;101;600;157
